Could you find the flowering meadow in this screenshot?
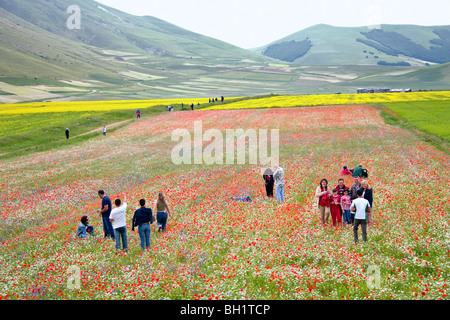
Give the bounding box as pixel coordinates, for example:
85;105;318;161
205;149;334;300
203;91;450;110
0;104;449;300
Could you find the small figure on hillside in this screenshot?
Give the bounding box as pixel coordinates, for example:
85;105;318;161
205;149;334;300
103;126;106;136
190;103;194;111
136;109;141;119
221;96;224;102
65;128;70;139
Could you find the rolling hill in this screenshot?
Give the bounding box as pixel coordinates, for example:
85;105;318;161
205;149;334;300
0;1;449;102
256;24;450;66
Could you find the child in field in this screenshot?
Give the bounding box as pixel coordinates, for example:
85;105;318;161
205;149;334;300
340;189;352;225
329;188;342;227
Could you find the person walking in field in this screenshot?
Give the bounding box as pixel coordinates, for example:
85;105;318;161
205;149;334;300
315;178;331;225
153;192;171;232
132;199;154;251
103;126;106;136
97;190;115;240
273;165;285;202
65;128;70;139
136;109;141;118
351;188;371;244
109;193;128;252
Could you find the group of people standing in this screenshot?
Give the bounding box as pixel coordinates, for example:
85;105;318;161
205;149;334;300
315;165;373;244
263;165;285;202
76;190;172;252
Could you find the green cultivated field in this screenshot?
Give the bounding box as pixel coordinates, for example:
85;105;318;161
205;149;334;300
383;100;450;142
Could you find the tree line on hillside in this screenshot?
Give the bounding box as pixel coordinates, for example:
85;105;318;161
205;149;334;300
263;39;313;62
357;29;450;64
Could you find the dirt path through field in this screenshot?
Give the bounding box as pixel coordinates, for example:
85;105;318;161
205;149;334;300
0;118;135;157
71;118;134;138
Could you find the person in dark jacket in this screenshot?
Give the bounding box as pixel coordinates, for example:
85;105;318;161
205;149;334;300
263;168;274;198
65;128;70;139
361;180;374;224
132;199;154;251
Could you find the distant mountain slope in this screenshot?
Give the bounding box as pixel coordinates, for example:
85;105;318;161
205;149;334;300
257;24;450;66
0;0;270;63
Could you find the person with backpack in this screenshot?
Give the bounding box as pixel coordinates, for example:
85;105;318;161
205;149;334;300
132;199;154;251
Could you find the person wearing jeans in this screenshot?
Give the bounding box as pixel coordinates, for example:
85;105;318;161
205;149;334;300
109;193;128;251
153;192;171;232
114;226;128;251
273;165;285;203
351;188;371;244
97;190;115;240
132;199;154;251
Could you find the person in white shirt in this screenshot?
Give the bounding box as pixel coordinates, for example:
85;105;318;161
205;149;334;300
350;188;370;244
109;193;128;251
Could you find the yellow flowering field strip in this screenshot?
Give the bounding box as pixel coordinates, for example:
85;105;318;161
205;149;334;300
202;91;450;110
0;98;211;114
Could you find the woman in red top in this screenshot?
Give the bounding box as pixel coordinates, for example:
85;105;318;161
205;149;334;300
315;178;331;225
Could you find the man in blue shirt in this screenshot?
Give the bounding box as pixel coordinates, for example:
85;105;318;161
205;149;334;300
98;190;115;239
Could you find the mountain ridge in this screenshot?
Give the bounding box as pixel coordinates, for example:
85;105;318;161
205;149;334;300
256;23;450;66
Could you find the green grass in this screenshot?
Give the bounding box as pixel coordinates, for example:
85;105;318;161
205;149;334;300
382;100;450;141
0;105;167;158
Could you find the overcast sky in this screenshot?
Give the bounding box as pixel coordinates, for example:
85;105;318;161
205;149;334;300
94;0;450;48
